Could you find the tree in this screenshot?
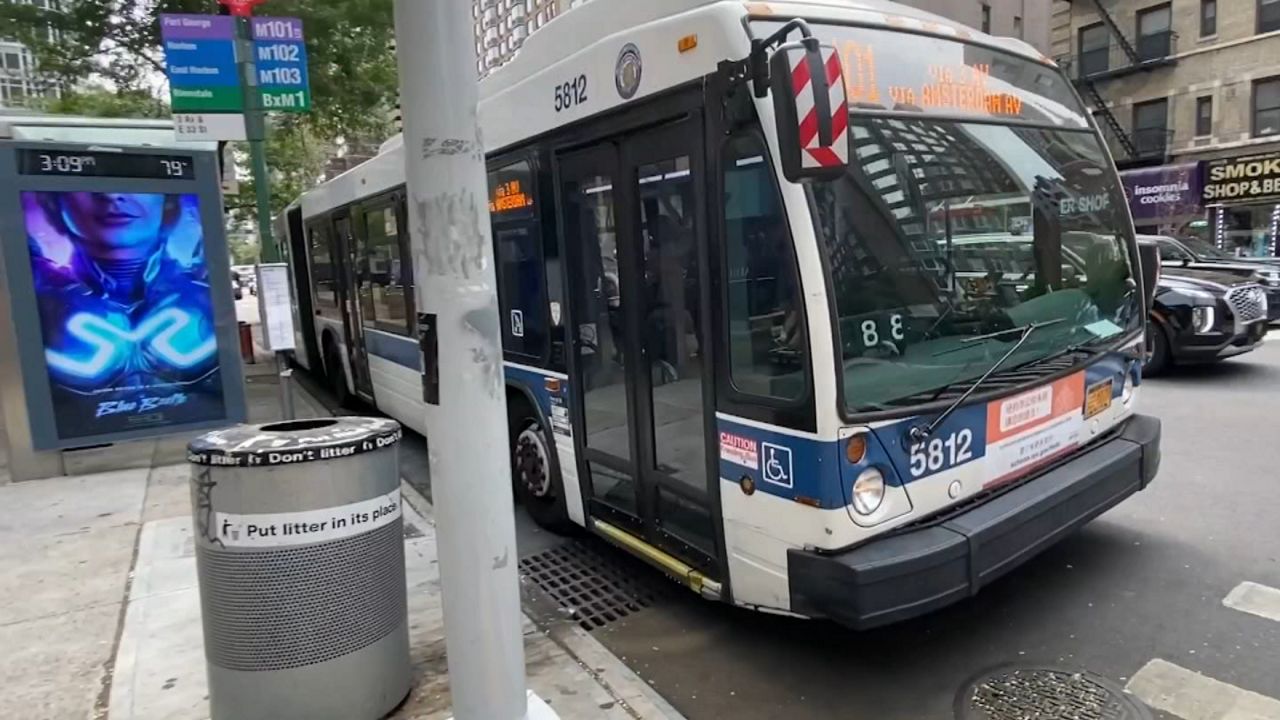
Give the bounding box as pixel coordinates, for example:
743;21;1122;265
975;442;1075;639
0;0;399;139
37;86;170;118
1;0;399;215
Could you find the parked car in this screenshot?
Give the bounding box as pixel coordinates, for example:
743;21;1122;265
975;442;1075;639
1141;234;1280;322
1144;264;1269;375
231;265;257;295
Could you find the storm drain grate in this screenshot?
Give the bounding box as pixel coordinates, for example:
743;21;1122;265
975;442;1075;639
519;541;667;631
957;666;1152;720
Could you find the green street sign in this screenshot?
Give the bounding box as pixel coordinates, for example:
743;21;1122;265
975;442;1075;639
260;88;311;112
170;86;245;112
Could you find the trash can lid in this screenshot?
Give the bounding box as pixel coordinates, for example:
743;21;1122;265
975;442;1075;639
187;416;402;467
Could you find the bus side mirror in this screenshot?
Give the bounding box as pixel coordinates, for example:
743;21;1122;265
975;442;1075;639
1137;241;1161;312
769;39;850;183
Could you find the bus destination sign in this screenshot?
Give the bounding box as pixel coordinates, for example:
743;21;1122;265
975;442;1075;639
754;21;1090;128
490;179;534;214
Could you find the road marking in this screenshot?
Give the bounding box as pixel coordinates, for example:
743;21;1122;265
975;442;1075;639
1223;581;1280;623
1125;659;1280;720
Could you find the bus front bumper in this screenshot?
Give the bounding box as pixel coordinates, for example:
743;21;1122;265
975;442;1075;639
786;414;1161;630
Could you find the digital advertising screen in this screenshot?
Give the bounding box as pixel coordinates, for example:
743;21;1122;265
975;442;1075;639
21;190;226;441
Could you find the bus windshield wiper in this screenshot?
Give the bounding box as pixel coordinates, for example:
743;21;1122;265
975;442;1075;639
909;319;1062;444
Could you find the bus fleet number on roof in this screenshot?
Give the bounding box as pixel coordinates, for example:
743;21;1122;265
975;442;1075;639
554;74;588;112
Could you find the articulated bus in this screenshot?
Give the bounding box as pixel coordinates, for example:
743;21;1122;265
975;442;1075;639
280;0;1162;628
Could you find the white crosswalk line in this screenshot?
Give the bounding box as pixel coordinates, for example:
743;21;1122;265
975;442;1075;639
1125;659;1280;720
1223;581;1280;623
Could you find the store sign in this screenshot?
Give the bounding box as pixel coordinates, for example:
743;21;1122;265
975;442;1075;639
1121;163;1202;221
1202;151;1280;204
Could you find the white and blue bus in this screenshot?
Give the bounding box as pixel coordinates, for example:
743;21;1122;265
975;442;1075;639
279;0;1162;628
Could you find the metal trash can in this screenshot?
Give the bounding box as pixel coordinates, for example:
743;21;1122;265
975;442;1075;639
187;416;410;720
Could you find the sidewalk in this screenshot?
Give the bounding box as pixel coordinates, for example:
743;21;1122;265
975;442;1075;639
0;361;682;720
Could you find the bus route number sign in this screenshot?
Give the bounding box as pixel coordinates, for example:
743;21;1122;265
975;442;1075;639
554;74;588;112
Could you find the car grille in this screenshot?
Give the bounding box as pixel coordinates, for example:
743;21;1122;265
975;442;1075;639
1226;285;1267;325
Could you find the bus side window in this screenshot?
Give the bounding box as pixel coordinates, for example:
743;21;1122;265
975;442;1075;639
722;136;808;401
489;159;549;360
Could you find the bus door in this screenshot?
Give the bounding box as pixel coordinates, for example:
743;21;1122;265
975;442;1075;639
557;115;720;573
331;211;375;401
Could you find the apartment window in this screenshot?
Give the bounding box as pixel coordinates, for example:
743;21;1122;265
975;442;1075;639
1079;23;1110;76
1133;98;1170;156
1261;0;1280;33
981;3;991;33
2;52;20;71
1136;4;1173;60
1196;96;1213;136
1201;0;1217;36
1255;77;1280;137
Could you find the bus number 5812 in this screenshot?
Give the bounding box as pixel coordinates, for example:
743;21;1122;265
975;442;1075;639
909;428;973;478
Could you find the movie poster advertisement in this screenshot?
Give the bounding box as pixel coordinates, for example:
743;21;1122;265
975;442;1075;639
21;191;225;441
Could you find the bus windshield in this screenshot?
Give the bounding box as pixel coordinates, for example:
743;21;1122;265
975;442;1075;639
787;28;1140;413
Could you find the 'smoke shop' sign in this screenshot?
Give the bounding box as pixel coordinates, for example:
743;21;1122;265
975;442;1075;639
1202;151;1280;203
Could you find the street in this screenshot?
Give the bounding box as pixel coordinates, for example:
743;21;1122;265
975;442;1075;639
308;340;1280;720
579;342;1280;720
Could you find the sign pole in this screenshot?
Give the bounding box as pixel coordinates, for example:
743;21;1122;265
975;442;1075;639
393;2;554;718
236;15;280;264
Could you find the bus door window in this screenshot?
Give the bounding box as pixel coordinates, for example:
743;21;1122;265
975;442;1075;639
362;203;412;335
347;214;375;329
561;166;636;513
308;222;341;320
722;136;808;402
637;156;704;487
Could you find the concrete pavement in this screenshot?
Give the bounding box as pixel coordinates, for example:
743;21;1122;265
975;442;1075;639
0;363;683;720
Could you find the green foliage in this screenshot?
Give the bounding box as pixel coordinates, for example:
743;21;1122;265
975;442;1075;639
227;233;261;265
230;118;331;214
37;86;170;119
1;0;399;215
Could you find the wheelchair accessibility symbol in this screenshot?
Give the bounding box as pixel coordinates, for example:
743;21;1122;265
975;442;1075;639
760;442;793;488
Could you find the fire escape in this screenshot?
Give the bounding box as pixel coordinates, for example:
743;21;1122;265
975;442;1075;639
1057;0;1178;168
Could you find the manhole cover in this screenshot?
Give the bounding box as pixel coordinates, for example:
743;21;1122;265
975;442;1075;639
956;666;1152;720
519;541;668;631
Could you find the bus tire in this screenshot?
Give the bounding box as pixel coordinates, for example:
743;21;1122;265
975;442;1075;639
324;339;353;408
509;398;574;534
1144;319;1171;376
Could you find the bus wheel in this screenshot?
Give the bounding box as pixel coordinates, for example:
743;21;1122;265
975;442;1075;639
510;407;573;533
1144;322;1171;376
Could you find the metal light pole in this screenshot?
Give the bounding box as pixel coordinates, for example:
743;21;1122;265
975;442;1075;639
392;2;548;718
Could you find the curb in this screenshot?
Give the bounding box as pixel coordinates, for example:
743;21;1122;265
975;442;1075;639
397;481;686;720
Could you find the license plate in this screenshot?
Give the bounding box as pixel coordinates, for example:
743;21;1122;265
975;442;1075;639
1084;379;1113;419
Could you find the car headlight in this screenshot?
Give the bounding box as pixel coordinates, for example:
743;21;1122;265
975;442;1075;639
1192;305;1216;333
852;467;886;515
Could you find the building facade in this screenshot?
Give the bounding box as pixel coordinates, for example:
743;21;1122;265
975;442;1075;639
1052;0;1280;253
473;0;593;76
897;0;1052;54
0;0;64;108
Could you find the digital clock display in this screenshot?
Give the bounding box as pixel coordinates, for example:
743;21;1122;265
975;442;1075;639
17;150;196;180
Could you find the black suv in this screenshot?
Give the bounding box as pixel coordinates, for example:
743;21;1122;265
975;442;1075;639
1143;260;1269;375
1143;235;1280;323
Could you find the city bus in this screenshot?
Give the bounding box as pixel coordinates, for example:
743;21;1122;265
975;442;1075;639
280;0;1163;628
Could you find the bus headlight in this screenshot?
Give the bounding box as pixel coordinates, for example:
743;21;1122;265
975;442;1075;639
852;468;886;516
1191;306;1215;334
